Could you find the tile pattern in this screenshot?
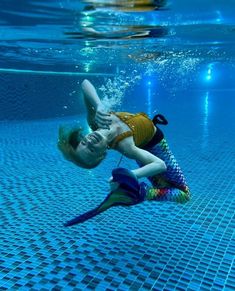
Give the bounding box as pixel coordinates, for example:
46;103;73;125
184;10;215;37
0;102;235;291
0;73;84;120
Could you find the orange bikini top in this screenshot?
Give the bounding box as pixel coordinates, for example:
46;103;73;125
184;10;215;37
109;112;155;149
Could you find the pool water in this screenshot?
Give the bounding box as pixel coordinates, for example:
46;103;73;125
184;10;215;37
0;1;235;290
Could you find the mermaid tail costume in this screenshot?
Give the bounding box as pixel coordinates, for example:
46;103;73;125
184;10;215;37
64;114;190;226
139;138;190;203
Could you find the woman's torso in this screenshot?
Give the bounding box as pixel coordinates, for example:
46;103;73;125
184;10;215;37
109;112;156;149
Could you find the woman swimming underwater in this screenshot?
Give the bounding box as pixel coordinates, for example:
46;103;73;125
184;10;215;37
58;79;190;226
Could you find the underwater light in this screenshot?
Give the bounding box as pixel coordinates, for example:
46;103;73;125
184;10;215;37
215;10;222;23
84;62;91;72
202;92;209;149
205;65;213;82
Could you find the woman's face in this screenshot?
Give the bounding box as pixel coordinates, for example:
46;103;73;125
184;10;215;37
76;131;107;166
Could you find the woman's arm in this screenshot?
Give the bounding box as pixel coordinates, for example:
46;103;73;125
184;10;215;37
118;141;167;179
81;79;103;126
81;79;111;129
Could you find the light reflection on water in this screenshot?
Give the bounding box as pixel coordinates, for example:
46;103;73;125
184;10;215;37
0;0;234;98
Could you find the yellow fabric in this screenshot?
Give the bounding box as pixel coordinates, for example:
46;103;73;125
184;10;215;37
110;112;155;148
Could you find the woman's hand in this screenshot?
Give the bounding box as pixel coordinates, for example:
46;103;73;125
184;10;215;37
109;176;120;191
95;104;112;129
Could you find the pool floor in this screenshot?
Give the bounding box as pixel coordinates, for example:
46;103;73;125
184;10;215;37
0;90;235;290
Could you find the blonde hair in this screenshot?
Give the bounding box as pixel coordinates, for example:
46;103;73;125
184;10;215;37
58;126;103;169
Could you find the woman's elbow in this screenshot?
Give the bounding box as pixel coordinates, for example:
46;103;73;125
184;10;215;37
82;79;89;85
81;79;90;90
160;161;167;172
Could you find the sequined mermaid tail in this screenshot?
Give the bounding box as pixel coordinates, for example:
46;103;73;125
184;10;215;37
145;184;190;203
140;139;191;203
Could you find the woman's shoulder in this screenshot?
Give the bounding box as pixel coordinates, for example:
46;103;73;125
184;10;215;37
114;134;135;152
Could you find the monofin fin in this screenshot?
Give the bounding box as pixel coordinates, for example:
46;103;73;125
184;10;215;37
64;168;145;226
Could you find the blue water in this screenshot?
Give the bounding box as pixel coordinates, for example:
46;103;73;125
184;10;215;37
0;1;235;290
